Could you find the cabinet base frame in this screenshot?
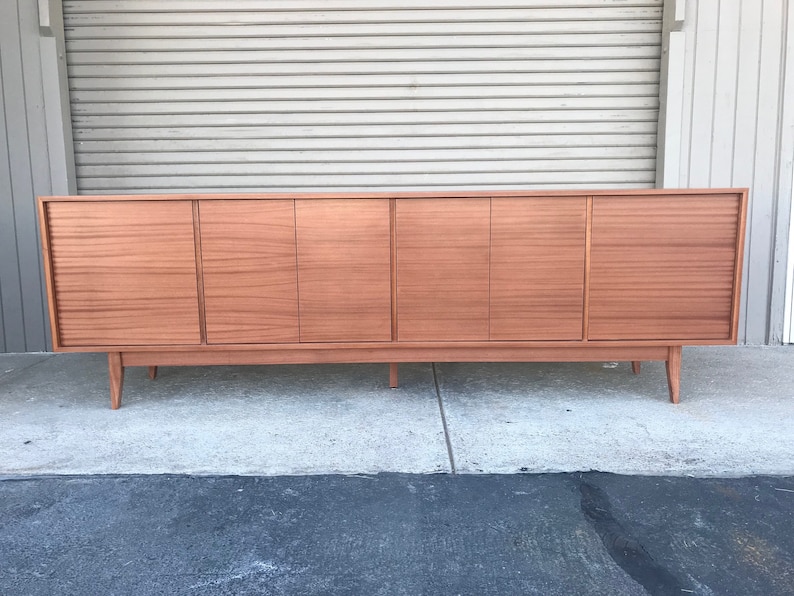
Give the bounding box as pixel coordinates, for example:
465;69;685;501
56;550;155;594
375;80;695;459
108;344;681;409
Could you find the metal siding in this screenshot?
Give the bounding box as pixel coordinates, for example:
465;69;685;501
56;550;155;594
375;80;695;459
0;57;15;354
17;0;52;351
0;0;52;353
669;0;793;345
63;0;663;193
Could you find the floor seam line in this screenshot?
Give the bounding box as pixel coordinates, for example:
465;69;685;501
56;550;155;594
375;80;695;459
432;362;457;474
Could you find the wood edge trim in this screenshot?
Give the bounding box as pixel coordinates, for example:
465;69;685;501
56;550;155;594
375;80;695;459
390;198;398;341
582;196;594;342
78;338;738;354
37;197;62;350
121;345;671;367
730;189;749;343
192;201;208;345
36;188;751;202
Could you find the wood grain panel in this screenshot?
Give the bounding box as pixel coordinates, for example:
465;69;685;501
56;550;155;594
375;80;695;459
588;194;741;340
46;200;200;346
490;197;586;340
120;345;670;368
396;198;490;341
296;199;391;342
199;200;299;344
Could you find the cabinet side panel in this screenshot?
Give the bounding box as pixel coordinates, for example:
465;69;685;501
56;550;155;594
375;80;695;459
397;198;490;341
200;200;299;344
589;194;740;340
490;197;586;340
296;199;392;342
38;199;61;349
47;200;200;346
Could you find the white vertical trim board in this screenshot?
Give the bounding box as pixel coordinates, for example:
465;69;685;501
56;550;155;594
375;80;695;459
774;0;794;344
62;0;664;193
786;156;794;343
655;0;686;188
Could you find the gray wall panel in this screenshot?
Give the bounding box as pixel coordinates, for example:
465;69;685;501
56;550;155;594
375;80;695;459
0;0;72;352
0;0;29;353
0;57;16;354
15;0;50;351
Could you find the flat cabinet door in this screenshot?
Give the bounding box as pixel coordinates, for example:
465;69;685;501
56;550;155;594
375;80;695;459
47;200;200;347
490;197;586;340
200;200;299;344
588;195;741;340
295;199;392;342
397;198;490;341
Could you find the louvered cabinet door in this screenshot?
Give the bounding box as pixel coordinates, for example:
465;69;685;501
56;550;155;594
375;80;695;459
200;200;300;344
396;198;490;341
46;200;201;347
295;199;392;342
588;194;742;340
490;197;587;340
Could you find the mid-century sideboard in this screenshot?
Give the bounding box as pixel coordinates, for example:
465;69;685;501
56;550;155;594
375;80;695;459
38;189;748;409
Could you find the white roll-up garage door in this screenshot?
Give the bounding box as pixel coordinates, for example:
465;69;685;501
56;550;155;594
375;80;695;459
63;0;663;194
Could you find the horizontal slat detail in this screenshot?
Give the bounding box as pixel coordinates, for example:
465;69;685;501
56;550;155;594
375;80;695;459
76;171;656;193
65;7;663;26
64;0;664;11
71;135;660;152
67;46;661;66
72;110;659;128
64;0;662;193
76;183;655;194
78;159;656;177
71;97;659;116
67;33;661;52
67;59;661;78
75;147;657;165
71;84;660;102
72;122;659;140
68;72;661;89
64;21;662;39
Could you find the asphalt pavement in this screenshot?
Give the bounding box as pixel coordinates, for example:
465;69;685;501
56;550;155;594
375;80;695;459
1;473;793;595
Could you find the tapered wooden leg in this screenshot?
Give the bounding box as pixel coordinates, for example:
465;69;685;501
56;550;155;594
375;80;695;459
148;366;158;380
631;361;641;375
108;352;124;410
665;346;682;404
389;363;399;388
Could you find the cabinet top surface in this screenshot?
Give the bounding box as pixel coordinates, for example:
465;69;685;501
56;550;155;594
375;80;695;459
39;188;749;203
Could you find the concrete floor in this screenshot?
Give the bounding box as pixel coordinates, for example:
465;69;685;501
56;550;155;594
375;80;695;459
1;346;793;477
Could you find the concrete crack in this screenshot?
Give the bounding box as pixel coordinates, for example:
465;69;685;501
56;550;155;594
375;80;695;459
432;363;457;474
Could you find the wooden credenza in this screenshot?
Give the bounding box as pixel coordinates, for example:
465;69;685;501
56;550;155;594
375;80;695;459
38;189;748;409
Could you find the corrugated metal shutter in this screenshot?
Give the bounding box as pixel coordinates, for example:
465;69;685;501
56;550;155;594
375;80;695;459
63;0;663;194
